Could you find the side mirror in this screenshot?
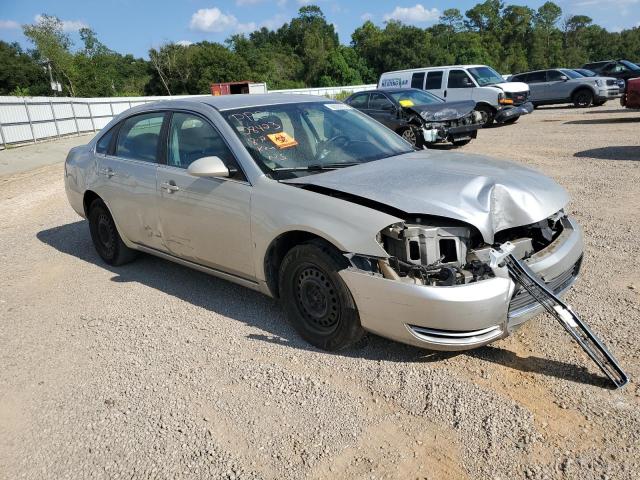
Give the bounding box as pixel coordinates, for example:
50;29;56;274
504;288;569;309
560;75;569;81
187;156;230;178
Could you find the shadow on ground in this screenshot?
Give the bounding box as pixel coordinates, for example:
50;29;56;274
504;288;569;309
574;146;640;161
37;220;605;386
565;117;640;126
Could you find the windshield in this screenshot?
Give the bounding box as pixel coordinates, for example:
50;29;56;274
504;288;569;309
467;66;504;86
221;102;413;178
388;89;443;105
560;69;582;79
621;60;640;71
574;69;596;77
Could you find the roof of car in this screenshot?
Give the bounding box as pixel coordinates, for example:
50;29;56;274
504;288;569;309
380;65;488;75
350;88;422;95
146;93;335;111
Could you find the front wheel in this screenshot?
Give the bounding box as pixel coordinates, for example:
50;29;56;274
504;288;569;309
400;126;424;149
474;105;495;127
573;90;594;108
88;199;137;266
279;242;364;351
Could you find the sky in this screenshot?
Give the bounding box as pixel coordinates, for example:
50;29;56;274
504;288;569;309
1;0;639;58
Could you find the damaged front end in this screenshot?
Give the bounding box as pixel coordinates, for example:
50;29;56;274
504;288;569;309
340;211;584;351
403;101;483;145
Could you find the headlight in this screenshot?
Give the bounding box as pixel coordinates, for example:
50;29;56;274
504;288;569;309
595;79;603;87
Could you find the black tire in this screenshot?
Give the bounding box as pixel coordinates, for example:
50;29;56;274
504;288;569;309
452;138;472;146
474;104;495;127
399;126;424;148
279;242;364;351
573;89;593;108
88;199;137;266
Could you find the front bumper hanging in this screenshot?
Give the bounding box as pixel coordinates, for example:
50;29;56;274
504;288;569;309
492;243;629;389
495;102;534;123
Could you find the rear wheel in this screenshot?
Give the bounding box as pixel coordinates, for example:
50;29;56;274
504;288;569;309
279;242;364;351
88;199;137;266
573;89;593;108
474;105;495;127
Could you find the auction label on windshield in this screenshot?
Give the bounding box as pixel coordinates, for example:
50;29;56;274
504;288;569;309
267;132;298;149
399;99;414;107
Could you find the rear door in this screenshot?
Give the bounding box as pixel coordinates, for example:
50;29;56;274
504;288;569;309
96;111;166;249
424;70;445;98
444;69;475;102
525;71;548;101
156;111;254;278
367;93;398;130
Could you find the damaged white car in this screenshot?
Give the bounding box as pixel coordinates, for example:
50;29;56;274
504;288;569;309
64;94;584;352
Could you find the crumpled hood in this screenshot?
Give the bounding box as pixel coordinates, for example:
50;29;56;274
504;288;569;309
285;151;569;243
404;100;476;122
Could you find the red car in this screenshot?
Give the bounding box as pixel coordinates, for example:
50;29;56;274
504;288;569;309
621;77;640;108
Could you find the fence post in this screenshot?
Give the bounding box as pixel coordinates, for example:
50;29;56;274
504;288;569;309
49;98;61;138
88;101;96;132
109;102;114;121
70;100;80;136
0;116;6;149
23;98;37;144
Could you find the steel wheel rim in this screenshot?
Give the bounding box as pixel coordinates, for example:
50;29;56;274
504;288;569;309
96;213;115;258
294;265;340;334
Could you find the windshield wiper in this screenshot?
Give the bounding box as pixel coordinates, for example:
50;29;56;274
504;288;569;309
272;162;360;173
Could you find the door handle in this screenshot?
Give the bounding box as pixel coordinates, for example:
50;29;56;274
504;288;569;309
98;167;115;178
444;90;447;98
161;181;180;193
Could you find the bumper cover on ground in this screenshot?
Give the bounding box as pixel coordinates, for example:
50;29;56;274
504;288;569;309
495;102;534;123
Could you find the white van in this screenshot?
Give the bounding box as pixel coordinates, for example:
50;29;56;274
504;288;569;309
378;65;534;126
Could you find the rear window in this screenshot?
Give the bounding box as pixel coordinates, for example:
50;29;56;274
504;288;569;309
527;71;547;83
347;93;368;108
115;113;165;163
96;127;116;154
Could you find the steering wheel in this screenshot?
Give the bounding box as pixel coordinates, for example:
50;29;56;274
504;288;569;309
315;134;350;162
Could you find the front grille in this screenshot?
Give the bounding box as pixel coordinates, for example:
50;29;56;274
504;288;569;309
607;79;616;86
510;91;529;105
508;255;583;314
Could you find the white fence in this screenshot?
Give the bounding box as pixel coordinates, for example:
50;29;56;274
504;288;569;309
0;84;376;149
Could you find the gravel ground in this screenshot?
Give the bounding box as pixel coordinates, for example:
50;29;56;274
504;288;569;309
0;103;638;480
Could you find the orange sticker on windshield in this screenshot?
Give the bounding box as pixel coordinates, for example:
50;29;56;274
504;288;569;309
267;132;298;149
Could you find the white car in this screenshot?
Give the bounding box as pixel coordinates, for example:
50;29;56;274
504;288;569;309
378;64;534;126
64;94;583;352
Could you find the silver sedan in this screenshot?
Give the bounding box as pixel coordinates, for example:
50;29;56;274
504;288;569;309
64;94;583;351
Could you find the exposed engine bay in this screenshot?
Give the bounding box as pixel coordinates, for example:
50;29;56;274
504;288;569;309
366;211;566;286
403;102;483;144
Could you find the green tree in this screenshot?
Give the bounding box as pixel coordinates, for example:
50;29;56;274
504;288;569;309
23;14;78;96
0;41;50;95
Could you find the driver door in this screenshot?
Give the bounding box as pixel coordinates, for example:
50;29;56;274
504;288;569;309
156;111;254;279
367;93;398;130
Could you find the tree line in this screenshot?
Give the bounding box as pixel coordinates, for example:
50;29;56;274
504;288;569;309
2;2;639;97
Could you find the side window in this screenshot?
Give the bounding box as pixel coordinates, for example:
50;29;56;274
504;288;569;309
347;93;369;108
447;70;474;88
425;71;443;90
168;112;244;179
527;71;547;83
546;70;564;81
115;113;164;162
511;74;525;83
96;127;116;154
369;93;394;110
411;72;425;89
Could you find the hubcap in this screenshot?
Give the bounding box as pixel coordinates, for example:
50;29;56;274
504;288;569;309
402;128;417;145
295;266;339;333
